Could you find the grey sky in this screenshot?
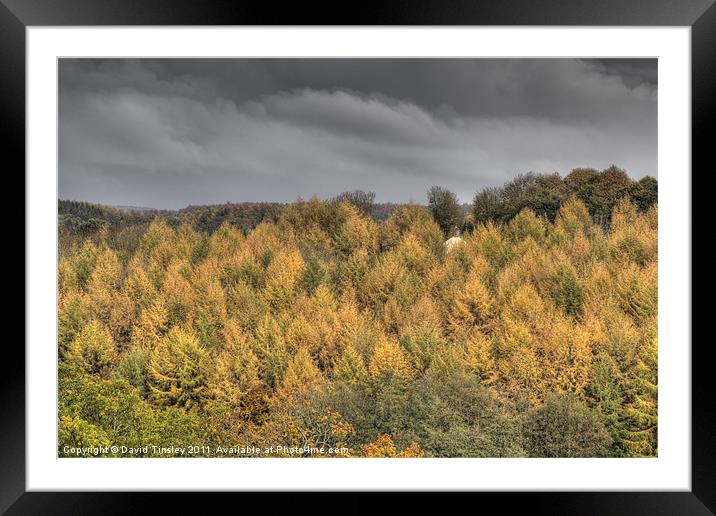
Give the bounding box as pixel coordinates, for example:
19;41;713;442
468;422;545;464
59;58;657;209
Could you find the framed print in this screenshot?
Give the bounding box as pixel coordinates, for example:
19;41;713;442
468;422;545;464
6;0;711;512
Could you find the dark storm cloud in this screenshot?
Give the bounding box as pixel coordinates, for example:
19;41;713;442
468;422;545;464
59;58;657;209
585;59;658;88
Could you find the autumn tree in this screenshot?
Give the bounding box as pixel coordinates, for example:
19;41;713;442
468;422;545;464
64;320;117;377
148;327;208;410
209;321;261;408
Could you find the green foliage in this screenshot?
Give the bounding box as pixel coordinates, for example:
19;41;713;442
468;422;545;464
324;374;525;457
58;374;151;453
630;176;658;211
524;393;612;457
473;167;657;226
58;373;202;456
427;186;461;237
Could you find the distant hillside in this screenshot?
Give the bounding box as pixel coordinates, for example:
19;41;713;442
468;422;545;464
59;196;420;235
58;200;162;234
176;202;286;233
111;205;160;213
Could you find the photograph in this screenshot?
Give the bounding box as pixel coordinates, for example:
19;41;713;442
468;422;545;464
56;57;658;459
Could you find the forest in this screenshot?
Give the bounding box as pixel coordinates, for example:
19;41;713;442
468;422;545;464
58;166;658;457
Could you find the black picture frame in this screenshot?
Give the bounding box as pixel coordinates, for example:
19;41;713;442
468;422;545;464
5;0;710;513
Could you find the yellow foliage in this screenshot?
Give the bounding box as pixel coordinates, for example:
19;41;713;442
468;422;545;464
131;298;169;349
336;309;381;364
225;280;266;332
87;246;122;292
252;315;291;390
148;326;208;410
191;262;228;347
424;260;465;326
495;247;544;301
506;208;546;243
334;205;379;255
504;284;547;330
241;221;284;261
448;274;495;334
582;262;617;320
263;248;305;311
494;316;543;402
65;320;117;376
339;248;371;291
287;286;342;372
360;434;423;458
285;316;320;354
555;197;593;239
602;309;642;369
140;219;176;272
402;295;443;335
467;253;491;281
380;203;443;255
569;232;591;266
275;347;324;401
58;257;78;295
210;222;245;258
608;198;657;266
537;317;593;397
162;259;195;326
614;261;658;323
311;283;338;314
209;320;261;406
470;222;511;267
368;335;413;379
358;254;409;308
464;330;497;385
124;256;157;308
395;233;433;276
424;342;467;379
333;344;368;383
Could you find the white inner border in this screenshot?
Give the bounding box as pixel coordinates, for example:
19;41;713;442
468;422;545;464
26;27;691;491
